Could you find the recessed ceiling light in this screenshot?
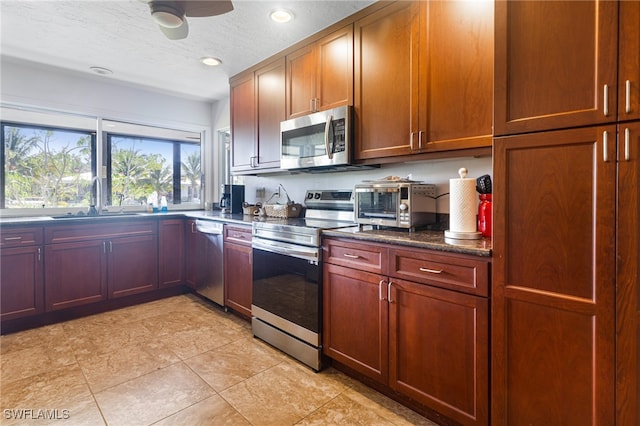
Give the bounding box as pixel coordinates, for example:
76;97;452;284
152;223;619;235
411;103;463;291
270;9;293;23
89;66;113;75
201;57;222;66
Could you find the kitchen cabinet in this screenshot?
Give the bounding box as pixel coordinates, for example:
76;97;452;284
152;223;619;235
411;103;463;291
616;120;640;426
230;58;284;174
492;126;617;425
323;237;490;425
354;0;493;161
494;1;619;135
286;25;353;118
618;0;640;123
223;224;252;319
44;220;158;311
185;219;207;289
0;227;44;320
158;219;184;288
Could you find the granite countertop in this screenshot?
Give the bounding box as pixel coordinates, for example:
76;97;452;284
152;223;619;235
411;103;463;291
322;226;492;257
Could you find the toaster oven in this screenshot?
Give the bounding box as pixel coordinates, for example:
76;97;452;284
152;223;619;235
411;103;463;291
354;182;437;230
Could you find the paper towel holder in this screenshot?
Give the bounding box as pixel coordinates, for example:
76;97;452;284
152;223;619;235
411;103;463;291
445;167;482;240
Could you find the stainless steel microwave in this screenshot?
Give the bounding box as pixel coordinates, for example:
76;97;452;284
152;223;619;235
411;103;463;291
354;182;437;230
280;106;352;171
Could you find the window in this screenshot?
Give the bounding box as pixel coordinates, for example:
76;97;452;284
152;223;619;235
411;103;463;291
1;106;203;214
2;122;95;209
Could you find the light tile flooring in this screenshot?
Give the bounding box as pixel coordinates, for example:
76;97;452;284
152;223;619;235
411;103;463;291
1;294;437;425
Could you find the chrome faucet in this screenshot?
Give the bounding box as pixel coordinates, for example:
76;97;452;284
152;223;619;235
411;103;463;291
90;175;102;214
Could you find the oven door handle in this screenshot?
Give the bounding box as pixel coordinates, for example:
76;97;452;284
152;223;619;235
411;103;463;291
252;238;320;263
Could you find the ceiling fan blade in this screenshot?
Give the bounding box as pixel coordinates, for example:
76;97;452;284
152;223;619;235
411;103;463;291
159;19;188;40
181;0;233;17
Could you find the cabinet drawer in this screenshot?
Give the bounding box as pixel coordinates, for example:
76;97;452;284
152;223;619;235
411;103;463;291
324;238;387;274
45;220;157;244
0;227;44;248
389;248;490;297
224;225;252;246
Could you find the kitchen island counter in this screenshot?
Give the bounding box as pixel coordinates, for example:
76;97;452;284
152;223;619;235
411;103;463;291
322;226;492;257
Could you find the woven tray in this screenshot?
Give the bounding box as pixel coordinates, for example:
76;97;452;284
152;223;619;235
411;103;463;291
263;203;302;218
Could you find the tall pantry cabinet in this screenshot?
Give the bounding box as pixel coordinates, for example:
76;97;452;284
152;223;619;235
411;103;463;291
492;1;640;425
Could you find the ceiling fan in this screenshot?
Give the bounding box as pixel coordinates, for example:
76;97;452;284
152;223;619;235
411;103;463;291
143;0;234;40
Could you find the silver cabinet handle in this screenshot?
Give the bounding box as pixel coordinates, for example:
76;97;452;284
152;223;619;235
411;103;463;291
626;80;631;114
343;253;360;259
109;241;113;253
387;281;394;303
4;236;22;241
418;130;424;150
324;114;334;160
379;280;387;301
37;247;41;262
603;131;609;162
625;127;631;161
419;267;443;274
604;84;609;117
103;241;107;253
409;132;415;150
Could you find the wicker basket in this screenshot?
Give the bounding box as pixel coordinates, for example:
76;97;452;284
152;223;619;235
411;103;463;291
263;203;303;218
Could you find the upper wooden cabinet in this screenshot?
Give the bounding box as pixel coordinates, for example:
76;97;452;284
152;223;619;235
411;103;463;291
619;0;640;123
230;57;285;174
286;25;353;119
494;1;619;135
354;0;493;160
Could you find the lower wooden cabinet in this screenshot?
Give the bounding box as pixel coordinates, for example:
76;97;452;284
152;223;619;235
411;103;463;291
44;220;158;310
223;225;252;319
1;244;44;320
323;237;490;426
158;219;185;288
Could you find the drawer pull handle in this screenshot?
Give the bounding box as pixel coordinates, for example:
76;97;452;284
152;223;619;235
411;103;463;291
388;281;394;303
626;80;631;114
343;253;360;259
419;267;443;274
603;84;609;116
4;236;23;241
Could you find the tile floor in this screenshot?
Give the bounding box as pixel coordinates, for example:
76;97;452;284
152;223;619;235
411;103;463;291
1;294;437;425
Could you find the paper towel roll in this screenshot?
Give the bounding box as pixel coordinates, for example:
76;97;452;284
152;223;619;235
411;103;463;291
449;168;477;233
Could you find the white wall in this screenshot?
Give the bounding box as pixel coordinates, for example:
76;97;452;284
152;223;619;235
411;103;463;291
244;155;492;214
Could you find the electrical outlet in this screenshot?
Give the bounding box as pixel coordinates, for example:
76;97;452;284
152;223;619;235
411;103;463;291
256;187;265;199
274;187;280;198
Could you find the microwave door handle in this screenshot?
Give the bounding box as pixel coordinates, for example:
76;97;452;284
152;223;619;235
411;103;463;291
324;114;334;159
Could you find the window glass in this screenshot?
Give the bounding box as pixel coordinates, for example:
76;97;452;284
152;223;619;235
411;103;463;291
2;123;94;209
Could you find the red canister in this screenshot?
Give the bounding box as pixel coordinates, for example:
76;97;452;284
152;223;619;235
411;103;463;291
477;194;492;237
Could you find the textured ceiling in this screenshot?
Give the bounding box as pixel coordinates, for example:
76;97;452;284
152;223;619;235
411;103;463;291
0;0;374;102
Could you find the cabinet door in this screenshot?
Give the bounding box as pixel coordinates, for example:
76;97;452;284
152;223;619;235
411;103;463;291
389;278;488;426
108;234;158;298
494;1;618;135
492;126;617;425
323;263;388;384
316;25;353;113
223;242;252;319
423;0;493;152
185;220;205;288
286;43;316;118
354;1;418;160
158;219;184;288
230;72;256;172
1;245;43;320
255;58;285;170
616;121;640;425
45;240;107;311
618;0;640;122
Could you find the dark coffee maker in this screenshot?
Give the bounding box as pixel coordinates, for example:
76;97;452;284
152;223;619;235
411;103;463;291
220;185;244;214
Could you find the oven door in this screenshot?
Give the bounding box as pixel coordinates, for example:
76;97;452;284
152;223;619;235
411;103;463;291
355;186;401;226
251;237;321;346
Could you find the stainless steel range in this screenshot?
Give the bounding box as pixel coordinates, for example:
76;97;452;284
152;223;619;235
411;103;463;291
251;189;355;371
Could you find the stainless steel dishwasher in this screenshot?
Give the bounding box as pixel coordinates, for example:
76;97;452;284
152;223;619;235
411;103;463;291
194;219;224;305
